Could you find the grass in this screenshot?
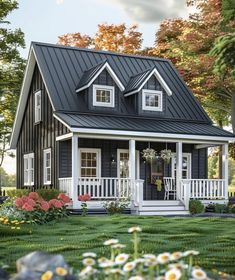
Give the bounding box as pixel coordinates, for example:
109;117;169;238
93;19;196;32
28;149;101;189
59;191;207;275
0;215;235;276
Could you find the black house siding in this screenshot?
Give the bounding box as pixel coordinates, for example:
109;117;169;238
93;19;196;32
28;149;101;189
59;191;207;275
16;65;69;188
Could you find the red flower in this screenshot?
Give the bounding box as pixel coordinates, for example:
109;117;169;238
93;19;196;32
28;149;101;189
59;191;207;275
40;201;50;212
28;192;39;200
21;195;29;204
27;198;36;207
58;193;71;203
49;199;63;208
22;203;34;212
78;194;91;202
15;198;24;208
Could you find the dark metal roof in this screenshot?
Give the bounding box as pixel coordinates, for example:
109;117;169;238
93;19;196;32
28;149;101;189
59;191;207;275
32;42;212;124
76;60;106;91
55;112;235;138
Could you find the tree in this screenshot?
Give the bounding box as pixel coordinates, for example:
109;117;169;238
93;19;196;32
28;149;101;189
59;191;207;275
0;0;25;166
58;23;143;55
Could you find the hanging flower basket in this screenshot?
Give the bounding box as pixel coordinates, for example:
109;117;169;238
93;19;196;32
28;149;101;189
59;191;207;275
160;149;172;164
142;148;156;162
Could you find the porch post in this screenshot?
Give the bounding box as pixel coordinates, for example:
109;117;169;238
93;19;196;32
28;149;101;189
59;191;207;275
176;142;183;200
71;134;79;208
222;143;229;200
129;139;137;210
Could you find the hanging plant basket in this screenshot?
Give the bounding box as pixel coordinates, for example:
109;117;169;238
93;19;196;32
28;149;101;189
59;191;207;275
142;148;156;162
160;149;172;164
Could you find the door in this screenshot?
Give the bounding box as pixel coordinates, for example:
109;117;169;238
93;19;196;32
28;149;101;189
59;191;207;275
117;149;139;179
171;153;191;179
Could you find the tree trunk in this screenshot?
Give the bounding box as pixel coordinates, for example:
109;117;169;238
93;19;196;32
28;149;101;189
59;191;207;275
231;93;235;134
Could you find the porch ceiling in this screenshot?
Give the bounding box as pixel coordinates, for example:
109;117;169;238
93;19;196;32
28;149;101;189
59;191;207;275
54;112;235;141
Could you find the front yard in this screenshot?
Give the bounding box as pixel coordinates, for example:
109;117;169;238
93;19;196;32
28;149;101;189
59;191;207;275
0;216;235;276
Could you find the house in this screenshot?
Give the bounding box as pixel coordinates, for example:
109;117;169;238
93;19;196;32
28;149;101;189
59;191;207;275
10;42;235;215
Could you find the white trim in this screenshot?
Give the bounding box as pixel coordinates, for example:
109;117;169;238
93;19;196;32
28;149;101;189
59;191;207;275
56;133;73;141
92;85;115;107
171;152;191;179
78;148;101;177
53;114;72;131
23;153;34;186
117;149;140;179
34;90;42;123
194;144;217;149
43;148;52;185
76;62;125;93
142;89;163;111
124;68;172;97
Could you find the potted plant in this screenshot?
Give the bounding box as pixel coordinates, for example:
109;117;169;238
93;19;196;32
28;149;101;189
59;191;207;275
154;179;162;192
160;149;172;163
142;148;156;163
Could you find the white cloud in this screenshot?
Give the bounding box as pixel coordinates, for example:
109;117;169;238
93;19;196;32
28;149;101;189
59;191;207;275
56;0;64;5
103;0;189;23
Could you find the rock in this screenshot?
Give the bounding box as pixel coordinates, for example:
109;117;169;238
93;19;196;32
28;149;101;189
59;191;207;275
0;268;9;280
10;251;74;280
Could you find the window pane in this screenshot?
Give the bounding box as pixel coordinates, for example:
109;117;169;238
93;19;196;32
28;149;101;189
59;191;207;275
96;89;111;103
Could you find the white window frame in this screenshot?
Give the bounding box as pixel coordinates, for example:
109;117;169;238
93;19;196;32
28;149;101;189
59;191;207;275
171;153;191;179
117;149;140;179
24;153;34;186
142;89;163;112
43;148;51;185
92;85;115;108
78;148;101;177
34;90;42;123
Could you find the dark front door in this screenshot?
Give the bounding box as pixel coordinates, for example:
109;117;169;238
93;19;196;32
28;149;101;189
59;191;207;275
144;158;165;200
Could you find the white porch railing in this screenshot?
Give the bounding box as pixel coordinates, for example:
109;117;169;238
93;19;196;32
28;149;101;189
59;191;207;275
58;177;72;198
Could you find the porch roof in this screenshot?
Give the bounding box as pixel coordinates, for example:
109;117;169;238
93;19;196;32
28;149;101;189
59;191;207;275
54;112;235;139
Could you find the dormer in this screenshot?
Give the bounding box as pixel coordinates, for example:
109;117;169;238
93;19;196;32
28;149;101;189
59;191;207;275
76;60;124;111
124;67;172;115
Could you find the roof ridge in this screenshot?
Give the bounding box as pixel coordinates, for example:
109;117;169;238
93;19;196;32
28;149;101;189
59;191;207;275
31;41;170;63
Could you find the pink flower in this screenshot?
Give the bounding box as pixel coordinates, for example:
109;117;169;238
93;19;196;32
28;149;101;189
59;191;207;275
28;192;39;200
21;195;29;204
27;198;36;207
78;194;91;202
58;193;71;203
15;198;24;208
40;201;50;212
22;203;34;212
49;199;63;208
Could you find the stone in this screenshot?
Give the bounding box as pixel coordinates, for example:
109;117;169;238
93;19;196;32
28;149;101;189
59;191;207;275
10;251;74;280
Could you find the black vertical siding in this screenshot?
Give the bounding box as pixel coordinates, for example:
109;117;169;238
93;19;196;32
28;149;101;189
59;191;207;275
16;65;69;189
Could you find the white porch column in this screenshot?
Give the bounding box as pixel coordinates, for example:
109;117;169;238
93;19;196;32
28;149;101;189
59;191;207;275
222;143;229;200
176;142;183;200
72;134;79;208
129;139;136;180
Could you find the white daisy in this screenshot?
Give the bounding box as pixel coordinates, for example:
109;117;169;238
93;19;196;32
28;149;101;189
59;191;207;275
170;252;183;261
123;261;136;272
155;277;165;280
109;268;124;275
115;253;129;265
98;257;109;264
82;252;97;258
128;226;142;233
165;268;182;280
99;260;115;268
192;268;207;280
103;239;119;246
168;262;188;270
79;266;93;277
183;250;199;257
112;244;126;249
82;258;96;266
134;258;146;264
157;253;171;264
128;276;144;280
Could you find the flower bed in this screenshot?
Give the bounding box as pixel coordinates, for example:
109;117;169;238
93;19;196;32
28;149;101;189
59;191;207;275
0;192;71;227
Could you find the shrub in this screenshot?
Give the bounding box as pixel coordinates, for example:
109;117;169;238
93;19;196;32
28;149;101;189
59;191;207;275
37;188;61;200
6;189;30;197
214;203;229;213
229;204;235;214
189;199;204;215
103;199;129;215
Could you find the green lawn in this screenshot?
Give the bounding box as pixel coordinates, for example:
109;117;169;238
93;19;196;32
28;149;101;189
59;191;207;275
0;216;235;276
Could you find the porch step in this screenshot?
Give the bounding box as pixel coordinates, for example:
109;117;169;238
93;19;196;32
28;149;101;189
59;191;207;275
138;210;190;216
139;205;186;211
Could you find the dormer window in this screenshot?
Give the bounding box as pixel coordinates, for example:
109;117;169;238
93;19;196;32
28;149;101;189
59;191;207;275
142;89;163;112
93;85;115;108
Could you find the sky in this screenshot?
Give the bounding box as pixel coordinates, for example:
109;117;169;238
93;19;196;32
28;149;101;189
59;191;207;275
3;0;195;174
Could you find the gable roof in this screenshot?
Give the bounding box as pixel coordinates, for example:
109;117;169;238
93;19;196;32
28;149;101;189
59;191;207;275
75;60;125;92
124;67;172;96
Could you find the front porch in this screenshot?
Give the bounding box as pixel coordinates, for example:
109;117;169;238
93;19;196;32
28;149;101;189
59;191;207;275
57;134;229;215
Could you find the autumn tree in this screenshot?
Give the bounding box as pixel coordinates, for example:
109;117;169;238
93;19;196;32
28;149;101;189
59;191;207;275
0;0;25;166
58;23;143;55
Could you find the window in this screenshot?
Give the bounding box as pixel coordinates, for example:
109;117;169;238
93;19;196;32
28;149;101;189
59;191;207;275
35;90;41;123
93;85;115;107
171;153;191;179
24;153;34;186
43;149;51;185
117;149;140;179
142;89;162;111
79;148;101;177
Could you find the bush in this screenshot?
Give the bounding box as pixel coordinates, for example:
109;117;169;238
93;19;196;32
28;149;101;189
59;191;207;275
229;204;235;214
6;189;30;197
214;203;229;213
36;189;61;200
189;199;204;215
103;199;129;215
